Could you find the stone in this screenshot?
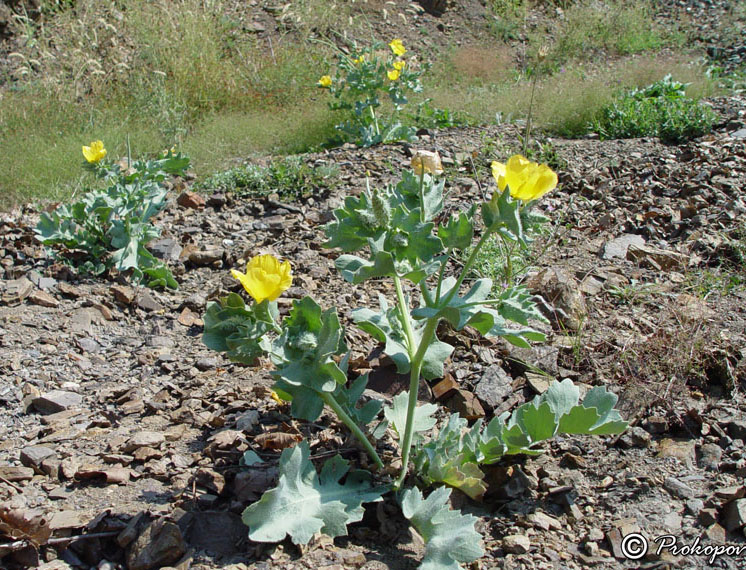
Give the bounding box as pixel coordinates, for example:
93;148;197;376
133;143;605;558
431;375;459;400
445;389;484;420
508;345;559;377
0;465;34;481
137;291;163;312
111;285;136;305
235;410;260;432
626;244;688;271
730;128;746;139
176;191;206;209
527;511;561;531
663;477;696;499
685;498;704;516
602;234;645;260
698;507;718;527
698;443;723;471
474;364;513;408
126;519;186;570
657;438;695;467
28;290;59;308
124;432;165;453
48;510;89;530
502;534;531;554
525;372;550;395
727;420;746;441
195;358;217;371
722;499;746;532
32;390;83;414
525;266;587;331
149;239;183;262
2;277;34;305
20;445;56;474
187;246;224;266
616;426;652;449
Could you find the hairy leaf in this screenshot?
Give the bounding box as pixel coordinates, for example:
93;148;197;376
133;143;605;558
401;487;484;570
384;391;437;442
242;442;386;545
353;294;453;380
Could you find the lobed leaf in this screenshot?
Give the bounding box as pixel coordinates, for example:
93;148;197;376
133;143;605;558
242;442;387;545
401;487;484;570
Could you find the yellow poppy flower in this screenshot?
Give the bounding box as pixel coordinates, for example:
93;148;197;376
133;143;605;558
387;68;401;81
318;75;333;88
393;60;406;71
82;140;107;163
353;55;365;64
491;155;558;202
389;39;406;56
231;254;293;303
411;150;444;175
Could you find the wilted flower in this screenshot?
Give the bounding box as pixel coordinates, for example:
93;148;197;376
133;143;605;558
318;75;333;88
387;68;401;81
82;140;107;163
491;155;557;202
393;60;406;71
411;150;444;175
231;254;292;303
389;39;406;56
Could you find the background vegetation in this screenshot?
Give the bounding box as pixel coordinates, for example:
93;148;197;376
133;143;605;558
0;0;740;207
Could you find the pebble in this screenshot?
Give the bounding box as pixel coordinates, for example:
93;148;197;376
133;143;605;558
502;534;531;554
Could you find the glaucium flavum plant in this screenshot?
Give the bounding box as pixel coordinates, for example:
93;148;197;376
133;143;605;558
202;153;628;569
317;38;426;147
35;141;190;289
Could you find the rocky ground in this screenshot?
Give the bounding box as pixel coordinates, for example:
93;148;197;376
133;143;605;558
1;91;745;569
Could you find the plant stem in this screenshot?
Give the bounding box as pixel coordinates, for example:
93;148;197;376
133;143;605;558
440;228;494;308
321;392;383;469
418;169;426;222
523;69;538;157
369;105;381;137
393;317;438;490
434;248;452;303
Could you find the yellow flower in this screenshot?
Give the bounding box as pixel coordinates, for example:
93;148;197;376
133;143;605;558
393;60;406;71
389;39;406;56
231;254;292;303
491;155;558;202
411;150;444;175
353;55;365;64
82;140;107;163
387;68;401;81
318;75;332;88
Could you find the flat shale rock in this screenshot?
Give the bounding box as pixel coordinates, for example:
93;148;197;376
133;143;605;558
32;390;83;414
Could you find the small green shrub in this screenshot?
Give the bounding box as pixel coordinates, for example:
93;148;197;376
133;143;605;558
194;156;338;201
592;75;717;143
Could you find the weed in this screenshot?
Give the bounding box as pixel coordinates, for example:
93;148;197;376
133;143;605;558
592;75;717;143
194;156;338;201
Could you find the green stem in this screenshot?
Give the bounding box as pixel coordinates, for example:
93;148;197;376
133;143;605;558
440;228;495;308
434;249;452;304
418;169;426;223
524;71;538;156
321;392;383;470
369;105;381;137
393;317;439;490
